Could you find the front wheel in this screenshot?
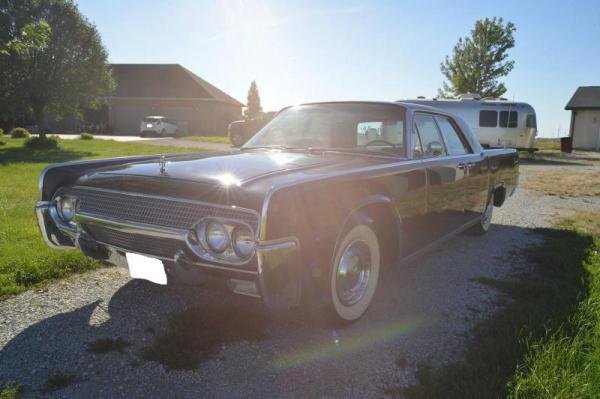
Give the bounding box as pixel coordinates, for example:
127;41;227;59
327;223;381;323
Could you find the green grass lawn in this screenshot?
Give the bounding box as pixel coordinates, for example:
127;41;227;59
392;211;600;398
178;135;231;144
0;137;199;299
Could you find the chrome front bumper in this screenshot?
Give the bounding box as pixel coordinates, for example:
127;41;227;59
35;201;302;309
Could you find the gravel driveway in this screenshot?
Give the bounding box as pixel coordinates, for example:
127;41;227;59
1;159;599;398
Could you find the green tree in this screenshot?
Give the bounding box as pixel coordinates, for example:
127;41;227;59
244;80;262;119
0;0;114;138
439;17;516;99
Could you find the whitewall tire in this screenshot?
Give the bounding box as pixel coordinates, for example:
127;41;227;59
329;224;380;322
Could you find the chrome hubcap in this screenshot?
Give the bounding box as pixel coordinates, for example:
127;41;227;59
336;240;372;306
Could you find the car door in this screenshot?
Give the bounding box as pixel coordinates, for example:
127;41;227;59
413;113;468;241
434;115;488;222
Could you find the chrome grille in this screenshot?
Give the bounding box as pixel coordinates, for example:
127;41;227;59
62;186;259;230
85;224;183;259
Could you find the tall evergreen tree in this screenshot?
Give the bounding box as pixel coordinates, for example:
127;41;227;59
439;17;516;98
245;81;262;119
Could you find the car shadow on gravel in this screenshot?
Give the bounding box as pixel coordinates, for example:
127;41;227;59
0;224;541;398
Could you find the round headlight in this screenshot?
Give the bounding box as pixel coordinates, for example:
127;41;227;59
205;222;229;253
57;196;77;222
232;225;255;259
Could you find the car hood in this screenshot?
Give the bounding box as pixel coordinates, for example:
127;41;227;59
86;150;347;185
76;150;373;209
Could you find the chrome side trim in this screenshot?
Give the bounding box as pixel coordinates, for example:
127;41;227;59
256;238;298;253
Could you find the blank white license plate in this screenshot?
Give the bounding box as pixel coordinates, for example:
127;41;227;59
126;253;167;285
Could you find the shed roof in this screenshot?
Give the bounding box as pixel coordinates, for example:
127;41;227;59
565;86;600;110
110;64;243;106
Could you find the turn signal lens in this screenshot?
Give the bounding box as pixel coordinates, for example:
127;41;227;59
57;196;77;222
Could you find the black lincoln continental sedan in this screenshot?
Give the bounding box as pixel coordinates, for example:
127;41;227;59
36;101;519;322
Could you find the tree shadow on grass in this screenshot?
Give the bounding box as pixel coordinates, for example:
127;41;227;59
0;146;95;165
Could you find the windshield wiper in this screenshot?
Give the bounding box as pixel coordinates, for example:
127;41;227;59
240;145;308;152
307;147;403;157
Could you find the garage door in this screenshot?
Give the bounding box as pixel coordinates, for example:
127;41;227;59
113;105;149;134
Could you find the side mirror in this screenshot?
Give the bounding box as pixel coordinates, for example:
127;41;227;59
427;141;445;156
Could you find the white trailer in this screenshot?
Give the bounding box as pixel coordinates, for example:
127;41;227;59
400;95;538;152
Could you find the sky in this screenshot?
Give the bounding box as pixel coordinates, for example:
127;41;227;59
77;0;600;138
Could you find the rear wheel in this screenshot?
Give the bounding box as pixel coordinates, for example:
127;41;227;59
327;223;380;323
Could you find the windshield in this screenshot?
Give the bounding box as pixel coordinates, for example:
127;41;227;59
244;103;406;155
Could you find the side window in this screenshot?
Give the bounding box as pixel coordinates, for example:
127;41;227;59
526;114;537;128
479;110;497;127
499;110;518;128
435;116;470;155
414;114;446;158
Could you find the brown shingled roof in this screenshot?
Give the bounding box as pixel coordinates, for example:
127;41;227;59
565;86;600;110
110;64;243;106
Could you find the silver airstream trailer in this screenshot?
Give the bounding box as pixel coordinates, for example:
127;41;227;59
400;95;538;151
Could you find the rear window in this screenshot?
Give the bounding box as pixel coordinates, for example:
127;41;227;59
143;117;161;123
479;110;497;127
499;111;518;128
526;114;537;128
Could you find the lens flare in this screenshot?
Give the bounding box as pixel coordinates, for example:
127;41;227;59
272;316;430;369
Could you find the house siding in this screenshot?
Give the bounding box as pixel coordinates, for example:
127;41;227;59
571;109;600;151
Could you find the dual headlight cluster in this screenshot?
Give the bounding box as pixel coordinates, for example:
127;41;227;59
191;220;256;262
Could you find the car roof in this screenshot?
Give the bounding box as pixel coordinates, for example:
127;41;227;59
291;100;445;114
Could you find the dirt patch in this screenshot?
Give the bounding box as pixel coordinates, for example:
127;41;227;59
523;169;600;197
140;304;268;370
86;337;131;354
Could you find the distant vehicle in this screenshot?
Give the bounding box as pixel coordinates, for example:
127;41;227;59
401;94;538;152
140;116;179;137
228;113;276;146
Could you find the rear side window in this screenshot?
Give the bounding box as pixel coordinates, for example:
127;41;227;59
479;110;497;127
499;110;518;128
435;116;470;155
526;114;537;128
414;114;446;158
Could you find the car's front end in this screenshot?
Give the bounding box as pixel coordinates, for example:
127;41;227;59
35;148;352;309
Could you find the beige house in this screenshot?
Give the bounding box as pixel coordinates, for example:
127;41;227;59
565;86;600;151
108;64;243;135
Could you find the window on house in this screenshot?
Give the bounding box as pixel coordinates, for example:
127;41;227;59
479;110;498;127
